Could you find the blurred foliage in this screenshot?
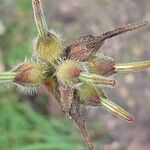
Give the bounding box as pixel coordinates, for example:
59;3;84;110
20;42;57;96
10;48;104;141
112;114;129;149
1;23;30;66
1;0;35;67
0;91;83;150
15;0;32;14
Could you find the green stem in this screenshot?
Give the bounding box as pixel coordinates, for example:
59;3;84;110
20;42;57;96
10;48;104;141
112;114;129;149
0;72;17;83
115;60;150;73
32;0;48;36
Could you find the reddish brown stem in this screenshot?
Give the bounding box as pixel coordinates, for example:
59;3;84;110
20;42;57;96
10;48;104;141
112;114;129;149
67;20;150;61
44;81;94;150
69;99;94;150
98;20;150;42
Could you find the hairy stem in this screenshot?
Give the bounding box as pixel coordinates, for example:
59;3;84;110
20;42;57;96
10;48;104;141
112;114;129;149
98;20;150;41
32;0;48;36
69;100;94;150
44;82;94;150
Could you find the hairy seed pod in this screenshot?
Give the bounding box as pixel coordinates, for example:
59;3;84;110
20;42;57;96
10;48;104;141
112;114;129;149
66;35;103;61
32;0;63;62
88;55;116;77
66;20;150;61
79;84;134;122
56;60;82;85
88;55;150;76
56;60;116;87
12;62;47;86
78;83;105;106
34;32;63;62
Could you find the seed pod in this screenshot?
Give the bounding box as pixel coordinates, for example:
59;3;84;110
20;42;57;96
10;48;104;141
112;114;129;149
66;20;150;61
34;33;63;62
66;35;103;61
56;60;116;87
79;84;134;122
32;0;63;62
88;55;150;76
87;55;116;77
12;62;47;86
78;83;106;106
56;60;82;85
